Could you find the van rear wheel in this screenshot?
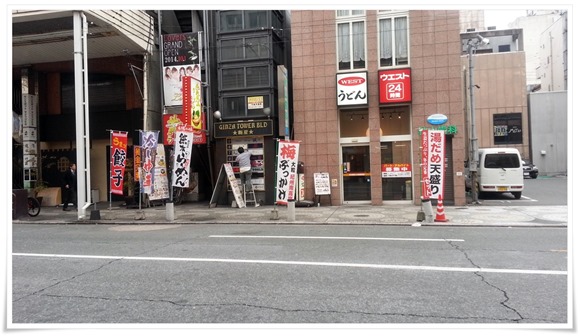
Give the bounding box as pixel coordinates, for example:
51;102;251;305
512;192;522;199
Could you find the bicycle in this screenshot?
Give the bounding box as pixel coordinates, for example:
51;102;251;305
172;187;184;205
27;197;41;217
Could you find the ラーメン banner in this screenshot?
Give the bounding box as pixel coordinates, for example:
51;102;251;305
110;131;128;196
172;125;194;188
275;140;300;205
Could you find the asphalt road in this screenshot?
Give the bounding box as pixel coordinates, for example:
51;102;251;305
472;176;567;205
11;223;569;325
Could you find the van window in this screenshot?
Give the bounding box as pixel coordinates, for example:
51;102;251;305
484;154;520;169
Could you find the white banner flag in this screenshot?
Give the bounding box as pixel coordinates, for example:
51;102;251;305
172;126;194;188
275;140;300;205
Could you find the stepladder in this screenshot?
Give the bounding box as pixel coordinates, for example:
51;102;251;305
242;184;259;207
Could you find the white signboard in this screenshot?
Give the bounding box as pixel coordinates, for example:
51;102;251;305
224;163;245;208
314;172;331;195
336;72;368;106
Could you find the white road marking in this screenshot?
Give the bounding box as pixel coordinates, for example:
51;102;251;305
12;253;566;276
209;235;465;242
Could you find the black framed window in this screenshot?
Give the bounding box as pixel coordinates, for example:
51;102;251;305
246;66;269;87
222;68;245;89
221;39;244;61
222;95;271;118
219;37;269;61
493;113;523;144
219;10;269;32
245;11;268;29
220;11;243;32
220;65;270;90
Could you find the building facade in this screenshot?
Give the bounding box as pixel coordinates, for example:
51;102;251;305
207;10;292;206
291;10;466;206
12;10;160;209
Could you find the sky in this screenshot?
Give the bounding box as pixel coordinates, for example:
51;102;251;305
484;9;528;29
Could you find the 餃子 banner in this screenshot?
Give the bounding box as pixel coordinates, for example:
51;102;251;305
110;131;128;196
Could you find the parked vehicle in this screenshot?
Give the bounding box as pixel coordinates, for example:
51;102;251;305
522;159;539;179
465;148;524;199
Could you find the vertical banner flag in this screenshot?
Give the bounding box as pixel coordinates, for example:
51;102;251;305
172;125;194;188
426;130;445;199
134;146;141;182
110;131;128;195
140;130;159;194
421;130;430;199
149;144;170;201
275;140;300;205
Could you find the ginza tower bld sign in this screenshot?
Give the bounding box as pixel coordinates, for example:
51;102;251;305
214;120;274;138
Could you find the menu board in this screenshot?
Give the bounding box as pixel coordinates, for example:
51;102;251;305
314;172;331;195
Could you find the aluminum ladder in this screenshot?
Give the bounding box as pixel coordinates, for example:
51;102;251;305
243;184;259;207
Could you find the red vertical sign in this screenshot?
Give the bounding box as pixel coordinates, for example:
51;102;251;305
421;130;430;199
110;131;128;195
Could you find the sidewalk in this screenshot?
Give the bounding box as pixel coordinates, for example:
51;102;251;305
13;201;568;227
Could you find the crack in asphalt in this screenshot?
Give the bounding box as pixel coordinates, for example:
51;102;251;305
34;293;548;323
12;258;119;303
446;240;525;323
12;238;194;304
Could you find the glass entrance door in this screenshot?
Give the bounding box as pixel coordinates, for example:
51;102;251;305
341;145;371;202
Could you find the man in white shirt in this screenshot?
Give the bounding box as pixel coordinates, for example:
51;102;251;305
235;147;253;192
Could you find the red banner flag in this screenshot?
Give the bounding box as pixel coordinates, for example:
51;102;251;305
110;131;128;195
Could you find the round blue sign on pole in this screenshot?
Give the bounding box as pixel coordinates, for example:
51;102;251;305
427;114;448;125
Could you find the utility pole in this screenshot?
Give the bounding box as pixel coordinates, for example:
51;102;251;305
467;34;489;204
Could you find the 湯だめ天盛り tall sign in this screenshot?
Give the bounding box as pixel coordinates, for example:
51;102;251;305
421;130;445;200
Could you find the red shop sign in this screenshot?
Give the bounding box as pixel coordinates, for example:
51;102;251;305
378;68;412;104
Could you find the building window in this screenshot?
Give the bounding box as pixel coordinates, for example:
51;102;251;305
337;20;366;70
220;11;243;32
245;37;269;58
337;10;364;17
222;68;245;89
498;44;511;52
221;66;270;90
221;39;244;60
219;10;269;32
246;66;269;87
493;113;523;144
61;73;125;114
245;10;268;29
378;14;409;67
222;95;271;118
219;37;269;61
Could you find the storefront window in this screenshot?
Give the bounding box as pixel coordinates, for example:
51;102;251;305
381;141;412;200
379;108;410;135
339;109;369;137
342;145;371;201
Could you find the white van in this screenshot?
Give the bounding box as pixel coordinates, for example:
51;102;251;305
466;148;524;199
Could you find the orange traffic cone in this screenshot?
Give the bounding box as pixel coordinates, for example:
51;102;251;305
435;194;448;222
